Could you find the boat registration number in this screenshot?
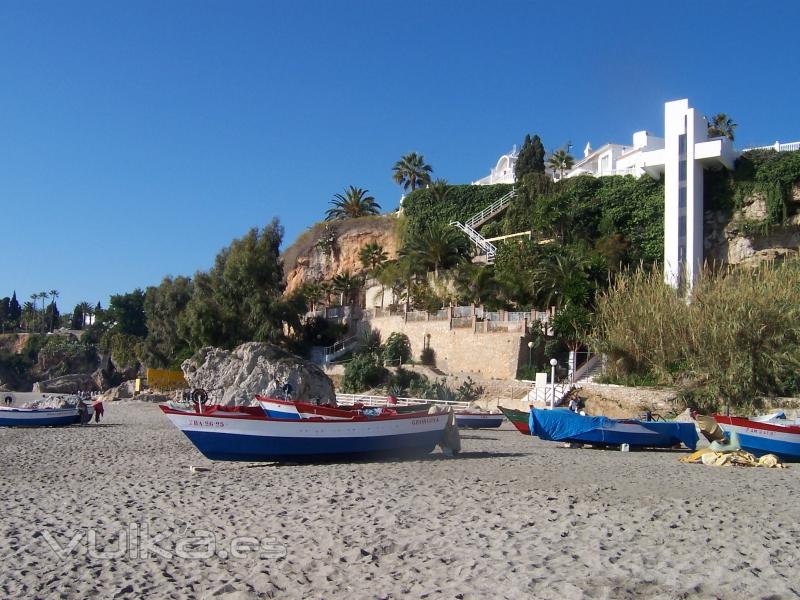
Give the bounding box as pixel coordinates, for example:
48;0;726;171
411;417;438;426
188;419;225;428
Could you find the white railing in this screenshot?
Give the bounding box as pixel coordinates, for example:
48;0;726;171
523;383;573;407
336;393;471;410
323;336;359;363
465;189;517;228
742;141;800;153
450;221;497;263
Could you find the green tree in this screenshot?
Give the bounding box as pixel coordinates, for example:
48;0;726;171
428;178;452;203
392;152;433;192
551;303;592;353
401;222;467;279
325;186;381;221
141;276;193;368
707;113;737;141
547;149;575;179
8;291;21;326
359;242;388;273
331;271;363;307
107;289;148;337
383;332;412;366
180;219;289;349
515;134;546;180
453;263;502;308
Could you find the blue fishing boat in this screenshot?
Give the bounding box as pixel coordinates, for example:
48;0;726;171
160;404;453;462
714;414;800;461
455;411;504;429
0;406;80;427
529;408;698;449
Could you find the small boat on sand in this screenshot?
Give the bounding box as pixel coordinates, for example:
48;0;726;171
0;406;81;427
455;411;504;429
530;408;698;449
498;406;531;435
713;414;800;461
159;403;453;462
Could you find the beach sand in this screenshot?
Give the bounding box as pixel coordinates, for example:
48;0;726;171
1;402;798;599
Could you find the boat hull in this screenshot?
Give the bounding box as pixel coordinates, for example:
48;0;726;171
498;407;530;435
455;412;504;429
714;415;800;460
0;407;79;427
160;406;450;462
530;409;698;449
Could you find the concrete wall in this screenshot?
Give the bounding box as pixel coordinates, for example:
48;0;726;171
362;315;525;379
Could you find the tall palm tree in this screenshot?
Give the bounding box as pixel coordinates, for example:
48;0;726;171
453;263;500;307
325;186;381;221
707;113;737;141
22;301;36;331
392;152;433;192
402;223;467;279
48;289;59;331
547;149;575;180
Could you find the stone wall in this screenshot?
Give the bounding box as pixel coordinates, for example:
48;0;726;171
362;315;525;379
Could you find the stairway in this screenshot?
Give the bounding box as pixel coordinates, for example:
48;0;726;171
450;189;516;264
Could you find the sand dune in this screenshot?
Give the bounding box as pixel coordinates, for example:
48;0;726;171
0;402;798;599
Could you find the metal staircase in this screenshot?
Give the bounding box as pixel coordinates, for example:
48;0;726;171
450;188;516;264
450;222;498;263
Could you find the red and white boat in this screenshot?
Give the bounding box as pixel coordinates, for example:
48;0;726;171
713;414;800;461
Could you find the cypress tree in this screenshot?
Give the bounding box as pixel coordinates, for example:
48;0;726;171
515;134;546;181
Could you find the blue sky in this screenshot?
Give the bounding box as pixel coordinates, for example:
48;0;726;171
2;1;799;311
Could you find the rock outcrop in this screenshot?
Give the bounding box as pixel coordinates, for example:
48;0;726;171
181;342;335;406
32;373;97;394
282;215;399;295
705;186;800;267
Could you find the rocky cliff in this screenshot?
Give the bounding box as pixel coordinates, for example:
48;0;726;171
705;183;800;267
282;215;399;294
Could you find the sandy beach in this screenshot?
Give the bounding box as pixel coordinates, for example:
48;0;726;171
1;402;798;599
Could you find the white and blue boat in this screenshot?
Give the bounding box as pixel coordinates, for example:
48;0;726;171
455;411;504;429
160;404;453;462
0;406;80;427
530;408;698;449
714;414;800;461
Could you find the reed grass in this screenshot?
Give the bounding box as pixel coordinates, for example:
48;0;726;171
593;258;800;411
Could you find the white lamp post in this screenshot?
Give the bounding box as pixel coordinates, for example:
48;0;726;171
549;358;558;409
527;341;534;369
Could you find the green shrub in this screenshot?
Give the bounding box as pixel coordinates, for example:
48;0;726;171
341;353;387;393
420;347;436;366
402;183;513;245
382;332;411;366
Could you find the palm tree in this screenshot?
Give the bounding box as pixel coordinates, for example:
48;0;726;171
331;271;363;307
392;152;433;192
401;223;467;279
77;301;93;328
707;113;737;141
547;149;575;180
359;242;388;273
325;186;381;221
429;178;452;203
48;289;59;331
22;301;36;331
453;263;500;307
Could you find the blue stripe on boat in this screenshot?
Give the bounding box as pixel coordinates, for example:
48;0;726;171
0;413;78;427
456;416;504;428
735;432;800;461
182;429;443;462
262;408;301;420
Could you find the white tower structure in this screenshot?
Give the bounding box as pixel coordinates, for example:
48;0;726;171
662;99;735;290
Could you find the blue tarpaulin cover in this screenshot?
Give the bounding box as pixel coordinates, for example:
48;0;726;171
530;409;615;441
529;408;698;449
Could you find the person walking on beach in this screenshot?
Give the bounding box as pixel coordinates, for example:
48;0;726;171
93;400;104;423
